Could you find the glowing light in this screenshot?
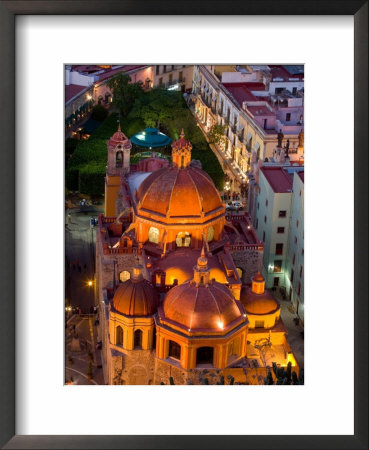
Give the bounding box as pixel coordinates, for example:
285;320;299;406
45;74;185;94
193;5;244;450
217;320;224;329
87;280;93;287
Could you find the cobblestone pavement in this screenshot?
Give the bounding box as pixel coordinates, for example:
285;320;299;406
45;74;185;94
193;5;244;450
65;315;105;385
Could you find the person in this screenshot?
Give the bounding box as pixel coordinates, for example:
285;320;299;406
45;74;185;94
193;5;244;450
285;139;290;156
277;129;284;148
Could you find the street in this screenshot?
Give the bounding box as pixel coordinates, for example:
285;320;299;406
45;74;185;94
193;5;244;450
65;204;105;385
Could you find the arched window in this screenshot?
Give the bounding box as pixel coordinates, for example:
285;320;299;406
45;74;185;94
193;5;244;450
148;227;159;244
116;151;123;168
196;347;214;367
207;226;214;242
168;340;181;360
116;326;123;346
119;270;130;283
134;329;143;349
176;231;191;247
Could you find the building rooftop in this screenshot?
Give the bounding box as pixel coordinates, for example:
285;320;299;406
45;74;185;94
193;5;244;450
247;105;275;117
260;167;293;193
65;84;88;102
269;65;304;82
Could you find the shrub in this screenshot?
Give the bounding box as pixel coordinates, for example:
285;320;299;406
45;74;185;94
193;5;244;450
91;104;109;122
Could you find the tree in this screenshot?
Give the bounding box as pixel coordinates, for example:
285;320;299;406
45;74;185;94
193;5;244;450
129;88;184;129
91;104;109;122
208;124;227;146
107;73;144;117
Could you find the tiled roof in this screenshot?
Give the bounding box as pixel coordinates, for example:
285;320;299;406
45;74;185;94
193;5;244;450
65;84;88;102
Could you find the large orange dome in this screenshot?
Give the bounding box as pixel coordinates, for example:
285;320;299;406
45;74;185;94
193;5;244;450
161;280;245;334
136;165;223;220
240;287;280;315
112;267;158;316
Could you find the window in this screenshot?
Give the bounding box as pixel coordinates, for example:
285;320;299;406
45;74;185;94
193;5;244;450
257;202;260;210
256;219;258;229
148;227;159;244
291;269;294;283
116;326;123;346
255;320;265;328
279;210;287;218
262;231;265;242
163;65;167;73
297;282;301;296
155;65;159;75
176;231;191;247
275;87;284;94
207;226;214;242
168;340;181;360
179;71;183;82
171;65;174;71
274;260;282;273
302;248;304;256
134;329;143;349
292;87;297;95
294;236;297;244
265;199;268;207
119;271;130;283
292;253;296;265
299;265;303;278
277;227;285;234
299;190;302;197
169;74;173;84
196;347;214;366
263;118;268;129
159;77;163;86
264;216;267;224
275;243;283;255
286;113;291;121
116;150;123;168
296;219;299;228
273;277;280;287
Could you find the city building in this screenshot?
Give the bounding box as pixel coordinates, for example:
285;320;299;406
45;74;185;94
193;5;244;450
152;65;194;92
192;65;304;187
247;162;304;323
65;65;153;130
95;126;299;385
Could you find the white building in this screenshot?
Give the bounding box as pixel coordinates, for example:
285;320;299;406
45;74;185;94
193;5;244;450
285;171;304;322
248;165;304;325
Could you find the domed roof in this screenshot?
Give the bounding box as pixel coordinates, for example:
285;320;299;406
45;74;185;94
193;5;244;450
112;266;158;316
253;272;265;282
136;165;223;219
240;287;280;315
162;280;244;333
108;124;131;148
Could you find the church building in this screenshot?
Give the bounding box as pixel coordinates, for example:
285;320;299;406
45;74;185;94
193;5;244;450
96;126;298;384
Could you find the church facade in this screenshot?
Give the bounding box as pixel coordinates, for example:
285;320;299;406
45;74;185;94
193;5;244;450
96;126;298;385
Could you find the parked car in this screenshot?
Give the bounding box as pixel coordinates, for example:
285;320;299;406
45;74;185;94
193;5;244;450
226;201;243;211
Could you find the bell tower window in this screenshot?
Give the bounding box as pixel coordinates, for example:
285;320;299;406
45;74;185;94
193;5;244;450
148;227;159;244
116;150;123;168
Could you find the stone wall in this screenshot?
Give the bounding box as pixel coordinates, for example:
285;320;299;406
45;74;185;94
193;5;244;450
110;348;156;385
231;247;263;284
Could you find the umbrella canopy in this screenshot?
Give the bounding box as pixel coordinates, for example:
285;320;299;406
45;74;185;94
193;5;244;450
130;127;172;149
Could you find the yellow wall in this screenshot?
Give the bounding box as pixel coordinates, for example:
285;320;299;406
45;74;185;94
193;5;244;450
104;175;121;217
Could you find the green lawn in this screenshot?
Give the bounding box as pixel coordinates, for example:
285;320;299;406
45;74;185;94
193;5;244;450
66;92;224;196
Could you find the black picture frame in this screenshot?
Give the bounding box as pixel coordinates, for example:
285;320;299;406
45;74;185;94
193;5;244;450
0;1;367;449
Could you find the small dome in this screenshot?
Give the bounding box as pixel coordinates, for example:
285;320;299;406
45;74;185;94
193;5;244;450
113;265;158;316
171;128;192;151
109;124;131;148
253;272;265;282
240;287;280;315
162;280;244;333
